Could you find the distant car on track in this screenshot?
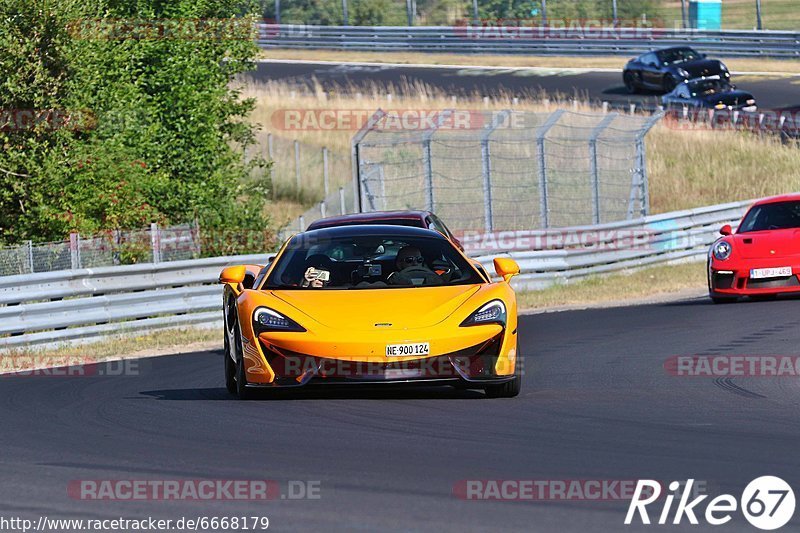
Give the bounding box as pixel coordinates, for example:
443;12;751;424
306;210;464;251
662;77;756;112
708;194;800;303
219;225;521;398
623;46;730;94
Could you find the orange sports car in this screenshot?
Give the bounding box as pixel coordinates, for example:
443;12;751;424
219;225;521;399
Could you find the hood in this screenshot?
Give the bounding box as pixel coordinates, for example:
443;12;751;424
733;229;800;259
271;285;481;331
673;59;724;77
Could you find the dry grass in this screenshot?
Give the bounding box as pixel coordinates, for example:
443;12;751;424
516;261;707;310
244;80;800;217
1;327;221;373
259;49;800;75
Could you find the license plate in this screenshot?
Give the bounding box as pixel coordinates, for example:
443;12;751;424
750;267;793;279
385;342;430;357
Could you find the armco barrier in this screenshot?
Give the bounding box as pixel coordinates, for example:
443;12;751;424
473;200;751;289
0;200;752;349
0;254;270;349
257;24;800;59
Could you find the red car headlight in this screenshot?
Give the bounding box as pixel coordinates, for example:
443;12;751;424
712;241;732;261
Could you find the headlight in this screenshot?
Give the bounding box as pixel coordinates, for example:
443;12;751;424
460;300;506;327
253;307;305;333
712;241;732;261
720;63;728;72
746;99;756;105
677;68;689;78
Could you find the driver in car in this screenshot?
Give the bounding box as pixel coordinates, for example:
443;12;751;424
387;246;443;286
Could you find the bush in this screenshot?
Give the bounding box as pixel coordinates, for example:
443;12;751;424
0;0;269;244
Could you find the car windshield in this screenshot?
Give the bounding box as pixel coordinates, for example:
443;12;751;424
738;201;800;233
659;48;701;65
689;80;731;96
265;234;482;290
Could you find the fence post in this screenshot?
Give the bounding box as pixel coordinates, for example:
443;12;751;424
535;109;564;229
267;132;274;159
69;232;80;269
322;146;330;197
421;109;453;212
589;113;618;224
27;240;34;274
756;0;763;30
275;0;281;24
352;109;386;213
480;110;511;233
339;187;346;214
299;215;305;232
294;140;301;192
151;222;161;264
631;112;663;218
320;200;327;219
342;0;349;25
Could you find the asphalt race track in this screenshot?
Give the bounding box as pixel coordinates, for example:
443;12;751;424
3;296;800;532
246;60;800;112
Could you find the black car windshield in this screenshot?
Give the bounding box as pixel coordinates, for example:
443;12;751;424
738;201;800;233
265;234;482;289
659;48;701;65
689;80;731;96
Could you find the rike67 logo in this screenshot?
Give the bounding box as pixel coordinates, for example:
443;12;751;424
625;477;795;530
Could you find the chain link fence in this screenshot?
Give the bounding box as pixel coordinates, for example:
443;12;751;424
353;109;661;234
0;223;200;277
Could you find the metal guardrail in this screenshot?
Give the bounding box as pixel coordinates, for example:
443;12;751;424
0;254;270;349
0;200;752;349
473;199;751;289
257;24;800;58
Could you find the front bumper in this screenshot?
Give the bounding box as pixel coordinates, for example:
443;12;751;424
243;327;517;388
709;262;800;296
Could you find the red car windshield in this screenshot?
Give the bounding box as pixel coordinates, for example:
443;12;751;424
738;201;800;233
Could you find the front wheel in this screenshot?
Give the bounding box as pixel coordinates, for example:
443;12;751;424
663;76;678;93
224;333;236;394
484;359;521;398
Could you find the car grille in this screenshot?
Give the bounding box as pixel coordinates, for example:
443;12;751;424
747;276;800;289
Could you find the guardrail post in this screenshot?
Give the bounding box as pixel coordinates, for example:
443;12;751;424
339;187;346;214
150;223;161;264
322;146;329;197
535;109;564;229
589;113;618;224
69;232;80;269
27;240;34;274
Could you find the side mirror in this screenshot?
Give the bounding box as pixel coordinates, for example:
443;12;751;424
720;224;732;236
701;53;707;59
267;255;276;263
219;265;246;285
493;257;520;283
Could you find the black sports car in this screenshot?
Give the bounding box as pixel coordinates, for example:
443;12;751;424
623;47;730;94
661;77;757;112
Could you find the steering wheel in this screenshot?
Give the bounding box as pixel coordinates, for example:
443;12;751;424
389;266;444;286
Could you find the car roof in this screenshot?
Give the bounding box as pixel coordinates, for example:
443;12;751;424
752;194;800;206
296;223;447;240
306;210;430;229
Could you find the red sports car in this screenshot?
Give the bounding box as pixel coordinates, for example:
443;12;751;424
708;194;800;303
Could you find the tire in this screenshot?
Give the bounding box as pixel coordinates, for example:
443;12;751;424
623;71;639;94
224;333;236;394
235;339;253;400
223;297;237;394
663;76;677;93
484;359;522;398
